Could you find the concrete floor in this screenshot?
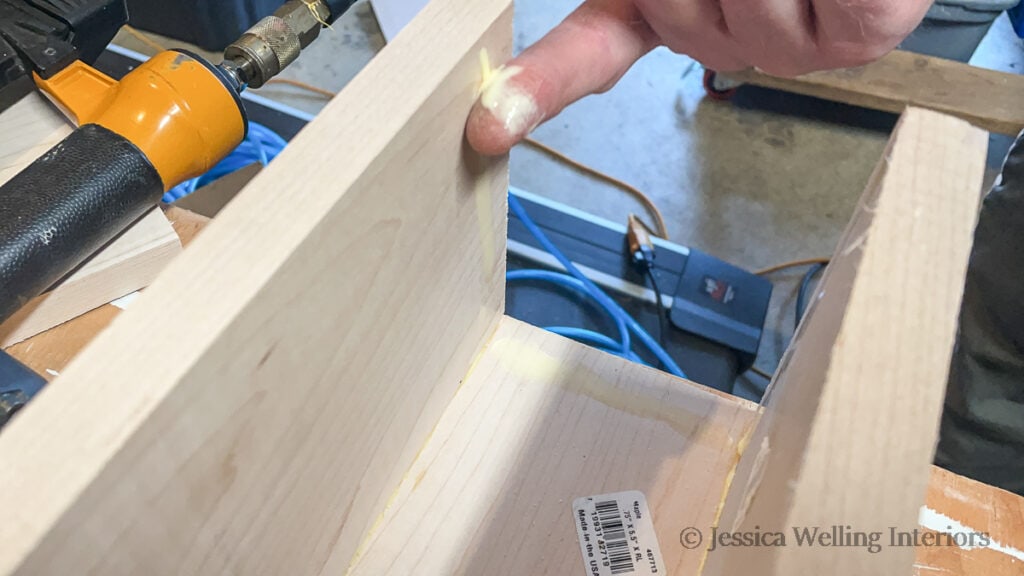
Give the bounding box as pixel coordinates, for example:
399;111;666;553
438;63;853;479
116;1;1024;400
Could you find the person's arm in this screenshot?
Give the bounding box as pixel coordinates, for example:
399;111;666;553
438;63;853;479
467;0;933;155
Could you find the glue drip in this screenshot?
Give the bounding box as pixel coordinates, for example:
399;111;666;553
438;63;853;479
478;49;540;136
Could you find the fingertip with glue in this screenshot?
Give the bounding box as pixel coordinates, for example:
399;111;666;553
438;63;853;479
467;50;545;156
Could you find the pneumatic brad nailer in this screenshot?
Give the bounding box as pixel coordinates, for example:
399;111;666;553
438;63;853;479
0;0;354;323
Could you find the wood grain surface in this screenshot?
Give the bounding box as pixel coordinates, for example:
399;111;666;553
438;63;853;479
4;208;207;376
348;317;759;575
1;19;1019;576
0;0;513;573
914;467;1024;576
725;50;1024;135
8;212;1021;576
707;108;989;576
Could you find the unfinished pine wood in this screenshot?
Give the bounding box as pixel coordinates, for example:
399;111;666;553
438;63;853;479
161;205;211;247
10;280;1024;576
723;50;1024;135
9;193;1023;576
347;316;759;575
705;108;988;576
0;93;181;346
915;467;1024;576
5;304;121;379
0;93;71;182
0;0;511;573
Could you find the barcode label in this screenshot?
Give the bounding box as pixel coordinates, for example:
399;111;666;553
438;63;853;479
595;500;633;574
572;491;665;576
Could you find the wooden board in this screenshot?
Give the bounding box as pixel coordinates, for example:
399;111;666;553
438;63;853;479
0;93;181;347
347;316;759;575
4;304;121;380
915;467;1024;575
0;93;73;183
0;0;512;574
7;202;1024;576
723;50;1024;135
706;108;988;575
4;207;208;378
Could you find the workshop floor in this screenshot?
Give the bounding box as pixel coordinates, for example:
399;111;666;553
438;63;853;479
114;1;1024;401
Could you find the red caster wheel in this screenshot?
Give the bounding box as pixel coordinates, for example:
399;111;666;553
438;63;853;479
703;69;739;101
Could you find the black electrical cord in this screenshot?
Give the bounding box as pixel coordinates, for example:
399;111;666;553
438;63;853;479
645;266;669;348
795;262;828;329
628;236;670;367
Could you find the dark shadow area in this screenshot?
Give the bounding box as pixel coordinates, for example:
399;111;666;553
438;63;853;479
730;86;900;135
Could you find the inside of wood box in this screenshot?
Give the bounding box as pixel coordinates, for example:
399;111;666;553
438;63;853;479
342;104;988;575
345;317;759;575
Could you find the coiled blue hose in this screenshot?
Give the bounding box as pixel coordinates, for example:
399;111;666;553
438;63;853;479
160;129;681;375
544;327;647;364
508;193;687;378
163;122;288;203
507;269;630;355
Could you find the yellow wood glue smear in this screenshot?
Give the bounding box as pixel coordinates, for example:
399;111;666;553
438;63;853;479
478;49;539;136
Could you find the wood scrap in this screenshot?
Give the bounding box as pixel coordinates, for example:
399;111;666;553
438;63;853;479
5;208;208;376
724;50;1024;135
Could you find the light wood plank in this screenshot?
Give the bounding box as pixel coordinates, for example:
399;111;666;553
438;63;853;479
4;208;209;377
0;210;179;346
0;0;512;573
0;93;70;183
724;50;1024;135
706;108;988;575
4;304;121;379
0;93;181;347
8;226;1023;576
348;316;759;575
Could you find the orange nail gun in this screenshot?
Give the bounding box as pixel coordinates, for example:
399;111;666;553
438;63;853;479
0;0;353;323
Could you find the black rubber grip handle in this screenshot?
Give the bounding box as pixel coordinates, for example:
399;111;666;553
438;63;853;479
0;124;164;324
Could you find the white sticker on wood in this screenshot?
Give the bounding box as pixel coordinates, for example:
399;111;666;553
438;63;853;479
573;491;666;576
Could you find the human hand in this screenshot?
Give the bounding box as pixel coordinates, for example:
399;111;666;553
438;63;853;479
467;0;932;155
